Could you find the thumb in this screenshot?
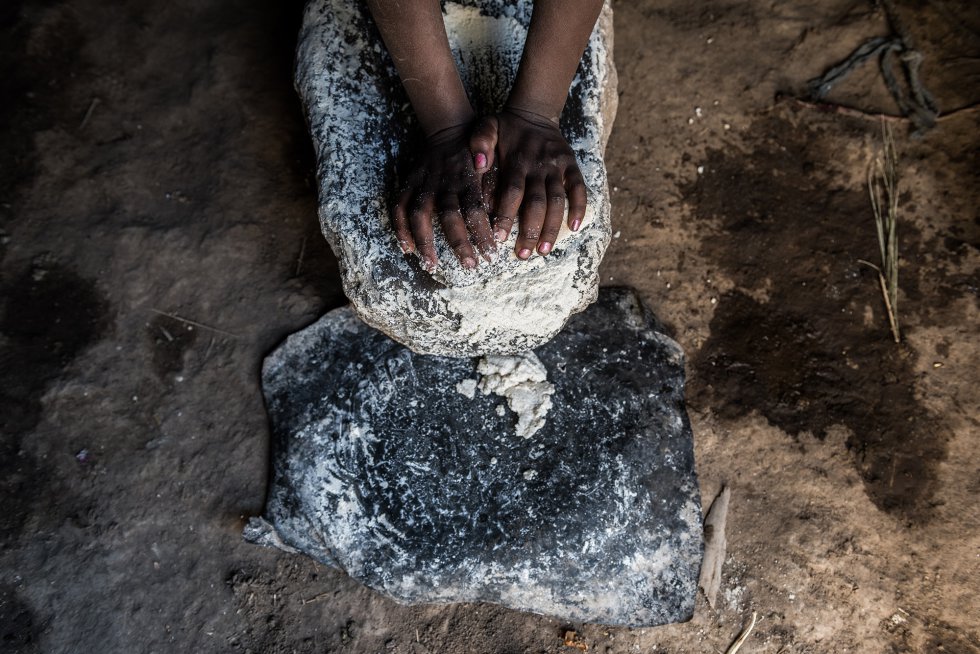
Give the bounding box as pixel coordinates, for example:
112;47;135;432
469;115;498;173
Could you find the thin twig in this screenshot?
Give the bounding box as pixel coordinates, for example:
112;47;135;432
775;96;980;124
936;102;980;122
778;96;908;122
196;335;217;373
79;98;101;130
295;236;307;276
301;591;331;604
726;611;759;654
150;308;238;338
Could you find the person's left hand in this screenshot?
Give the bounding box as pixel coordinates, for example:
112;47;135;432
469;107;588;258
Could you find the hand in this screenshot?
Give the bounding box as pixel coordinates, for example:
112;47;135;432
470;107;587;259
394;124;496;271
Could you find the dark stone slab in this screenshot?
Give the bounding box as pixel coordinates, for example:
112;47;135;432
245;288;703;627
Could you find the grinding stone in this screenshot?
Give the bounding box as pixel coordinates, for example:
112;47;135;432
246;288;703;626
295;0;618;356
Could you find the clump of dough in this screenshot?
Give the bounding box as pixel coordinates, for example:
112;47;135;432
455;378;478;399
477;353;555;438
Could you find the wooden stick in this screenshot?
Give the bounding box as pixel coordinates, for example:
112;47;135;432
775;96;980;124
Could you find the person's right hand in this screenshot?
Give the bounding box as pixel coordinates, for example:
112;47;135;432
394;124;498;272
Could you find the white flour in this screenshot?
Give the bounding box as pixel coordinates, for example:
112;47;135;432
455;378;478;399
477;352;554;438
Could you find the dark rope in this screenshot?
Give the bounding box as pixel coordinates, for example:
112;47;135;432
805;35;939;136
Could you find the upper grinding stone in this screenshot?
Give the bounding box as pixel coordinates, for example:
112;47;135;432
295;0;618;356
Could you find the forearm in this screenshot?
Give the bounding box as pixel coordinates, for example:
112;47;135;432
507;0;603;122
365;0;474;136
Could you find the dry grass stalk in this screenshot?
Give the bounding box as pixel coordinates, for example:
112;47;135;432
864;120;901;343
725;611;758;654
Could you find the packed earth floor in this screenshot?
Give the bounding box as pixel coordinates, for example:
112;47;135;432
1;0;978;652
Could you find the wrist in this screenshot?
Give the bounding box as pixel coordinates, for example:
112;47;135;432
504;93;562;125
419;104;476;139
502;104;561;129
426;120;471;146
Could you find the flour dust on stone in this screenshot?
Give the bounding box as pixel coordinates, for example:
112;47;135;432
294;0;618;356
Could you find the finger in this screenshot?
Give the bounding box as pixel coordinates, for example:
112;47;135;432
516;177;547;259
538;176;567;255
469;116;498;173
409;192;438;271
565;167;588;232
461;185;495;260
481;164;497;215
438;195;477;269
393;187;416;253
495;168;526;242
493;213;515;244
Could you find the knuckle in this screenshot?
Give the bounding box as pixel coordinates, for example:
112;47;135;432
437;198;459;213
410;199;432;215
468;200;489;215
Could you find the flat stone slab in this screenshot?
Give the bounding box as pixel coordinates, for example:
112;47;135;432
295;0;618;356
246;288;703;627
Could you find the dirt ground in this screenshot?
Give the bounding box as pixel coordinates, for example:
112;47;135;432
1;0;978;652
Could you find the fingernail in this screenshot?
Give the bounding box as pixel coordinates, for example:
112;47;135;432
495;228;508;242
518;248;532;259
538;242;552;254
462;256;476;269
424;258;437;272
570;219;581;232
474;152;487;169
